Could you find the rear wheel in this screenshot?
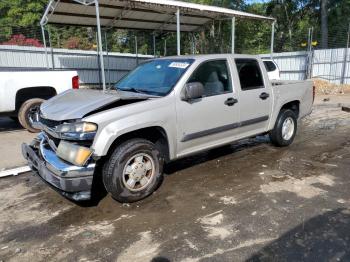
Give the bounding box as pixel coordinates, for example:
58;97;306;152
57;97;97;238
18;98;44;133
269;109;297;147
102;138;164;203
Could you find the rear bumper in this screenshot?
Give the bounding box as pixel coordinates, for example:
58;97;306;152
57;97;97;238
22;134;96;201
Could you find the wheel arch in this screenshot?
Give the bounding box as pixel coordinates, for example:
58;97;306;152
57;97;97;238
279;100;300;118
15;86;57;111
269;100;300;131
103;126;171;163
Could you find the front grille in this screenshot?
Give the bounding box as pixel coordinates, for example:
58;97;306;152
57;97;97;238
38;114;62;146
39;115;61;128
38;114;94;146
45;132;61;147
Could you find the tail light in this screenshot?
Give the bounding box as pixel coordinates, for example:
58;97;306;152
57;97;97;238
312;85;315;103
72;75;79;89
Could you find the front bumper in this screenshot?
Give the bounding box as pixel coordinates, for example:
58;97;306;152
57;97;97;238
22;134;96;201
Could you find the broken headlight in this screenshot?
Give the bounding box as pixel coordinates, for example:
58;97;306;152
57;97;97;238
55;122;97;140
57;141;93;166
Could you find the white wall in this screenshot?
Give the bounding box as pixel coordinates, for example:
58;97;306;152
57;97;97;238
260;48;350;84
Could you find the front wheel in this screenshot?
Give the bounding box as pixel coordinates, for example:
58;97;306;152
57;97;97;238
269;109;297;147
102;139;164;203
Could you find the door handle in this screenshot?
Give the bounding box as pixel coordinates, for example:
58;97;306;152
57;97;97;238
259;92;270;100
224;97;238;106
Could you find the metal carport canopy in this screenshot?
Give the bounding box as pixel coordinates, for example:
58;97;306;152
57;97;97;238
40;0;275;91
41;0;274;31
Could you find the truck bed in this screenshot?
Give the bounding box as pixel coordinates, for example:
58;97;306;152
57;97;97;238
270;79;314;122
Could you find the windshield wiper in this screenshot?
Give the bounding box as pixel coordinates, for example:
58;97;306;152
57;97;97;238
115;86;162;97
116;87;149;94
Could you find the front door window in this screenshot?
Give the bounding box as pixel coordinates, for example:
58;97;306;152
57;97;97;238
188;60;232;97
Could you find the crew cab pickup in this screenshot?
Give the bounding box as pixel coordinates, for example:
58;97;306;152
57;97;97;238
22;54;314;203
0;69;79;132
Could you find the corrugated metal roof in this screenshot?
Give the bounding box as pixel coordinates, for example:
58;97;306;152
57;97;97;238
41;0;274;32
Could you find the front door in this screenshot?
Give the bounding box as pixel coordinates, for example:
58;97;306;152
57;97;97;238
176;59;240;157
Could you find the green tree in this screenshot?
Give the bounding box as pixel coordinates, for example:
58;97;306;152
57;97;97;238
0;0;47;27
235;3;272;54
326;0;350;48
0;0;47;42
266;0;317;52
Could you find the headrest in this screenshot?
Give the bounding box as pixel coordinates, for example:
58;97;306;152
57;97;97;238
207;71;219;82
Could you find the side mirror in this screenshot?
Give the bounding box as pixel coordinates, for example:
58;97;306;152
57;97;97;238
182;82;204;102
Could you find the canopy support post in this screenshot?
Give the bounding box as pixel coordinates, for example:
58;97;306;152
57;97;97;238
135;35;139;65
153;33;156;57
176;8;181;56
48;26;55;69
191;33;196;54
41;25;49;69
164;38;167;56
270;21;275;59
104;30;111;89
95;0;106;91
231;17;235;54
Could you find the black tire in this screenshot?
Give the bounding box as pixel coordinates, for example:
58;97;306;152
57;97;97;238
269;109;297;147
18;98;44;133
102;138;164;203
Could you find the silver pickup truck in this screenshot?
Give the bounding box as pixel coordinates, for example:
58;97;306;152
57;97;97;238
22;54;314;203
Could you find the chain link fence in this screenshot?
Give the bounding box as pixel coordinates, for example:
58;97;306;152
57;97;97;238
260;25;350;87
1;24;350;87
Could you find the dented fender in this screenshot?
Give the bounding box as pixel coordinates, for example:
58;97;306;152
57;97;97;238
83;93;177;160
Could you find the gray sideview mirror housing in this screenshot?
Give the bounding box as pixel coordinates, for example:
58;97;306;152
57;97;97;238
182;82;204;102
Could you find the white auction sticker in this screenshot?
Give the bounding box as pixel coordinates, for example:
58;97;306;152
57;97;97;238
169;62;190;69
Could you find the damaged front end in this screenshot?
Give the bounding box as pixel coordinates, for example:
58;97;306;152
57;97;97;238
21;88;156;201
22;114;98;201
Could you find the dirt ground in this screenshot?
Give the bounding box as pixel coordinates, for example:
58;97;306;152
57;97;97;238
0;94;350;262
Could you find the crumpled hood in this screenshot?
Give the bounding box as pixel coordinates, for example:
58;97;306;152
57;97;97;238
40;89;152;121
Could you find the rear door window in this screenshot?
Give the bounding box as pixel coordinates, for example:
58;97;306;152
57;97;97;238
235;59;264;91
263;61;277;72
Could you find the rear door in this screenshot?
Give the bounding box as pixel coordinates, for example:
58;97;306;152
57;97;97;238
176;59;240;156
234;58;272;136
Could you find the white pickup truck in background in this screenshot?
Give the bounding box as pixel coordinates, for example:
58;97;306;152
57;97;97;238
0;69;79;132
262;59;280;80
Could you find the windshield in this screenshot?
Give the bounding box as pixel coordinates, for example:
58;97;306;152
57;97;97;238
115;59;194;96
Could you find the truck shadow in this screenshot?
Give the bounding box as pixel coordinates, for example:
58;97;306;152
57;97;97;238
0;116;23;132
82;135;270;207
247;208;350;261
164;135;269;175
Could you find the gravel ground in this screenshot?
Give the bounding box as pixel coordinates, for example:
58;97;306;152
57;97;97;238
0;95;349;262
